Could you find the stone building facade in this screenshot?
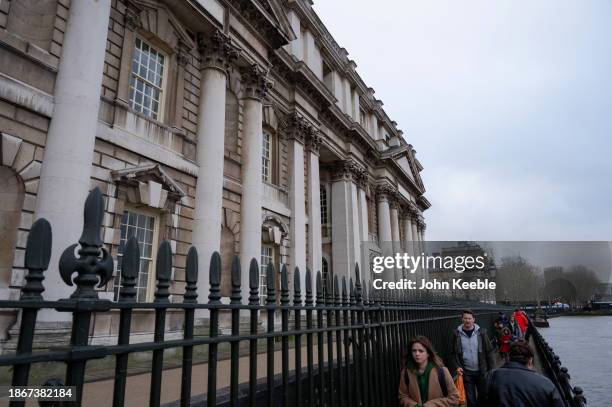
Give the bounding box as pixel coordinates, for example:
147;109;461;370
0;0;429;343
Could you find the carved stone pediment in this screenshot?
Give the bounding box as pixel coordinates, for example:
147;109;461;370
111;163;186;208
128;0;196;51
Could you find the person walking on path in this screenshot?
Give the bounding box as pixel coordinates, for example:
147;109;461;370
509;313;523;342
512;308;529;336
399;335;459;407
477;341;564;407
498;327;512;361
450;310;495;407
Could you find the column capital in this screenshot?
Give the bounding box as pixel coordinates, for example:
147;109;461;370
375;181;396;201
198;30;241;72
417;216;426;229
240;63;273;100
305;128;322;154
330;159;366;185
283;113;311;144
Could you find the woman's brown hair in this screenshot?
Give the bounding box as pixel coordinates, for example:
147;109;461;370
402;335;444;370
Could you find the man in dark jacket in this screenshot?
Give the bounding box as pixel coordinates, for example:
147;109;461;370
450;310;495;407
478;341;564;407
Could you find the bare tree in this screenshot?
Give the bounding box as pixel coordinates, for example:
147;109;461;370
565;265;601;304
495;256;540;303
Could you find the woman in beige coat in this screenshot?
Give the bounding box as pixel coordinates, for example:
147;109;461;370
399;336;459;407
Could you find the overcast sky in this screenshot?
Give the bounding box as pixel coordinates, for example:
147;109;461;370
313;0;612;241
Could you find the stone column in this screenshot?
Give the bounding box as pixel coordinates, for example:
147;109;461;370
418;218;426;255
357;176;369;279
402;211;414;256
34;0;111;310
389;199;401;279
376;185;393;245
331;161;355;280
376;183;393;282
239;65;271;298
192;31;239;305
286;114;308;293
350;180;361;275
306;130;322;284
411;215;420;255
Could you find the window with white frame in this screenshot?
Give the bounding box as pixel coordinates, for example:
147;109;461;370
262;132;272;183
320;185;328;224
129;37;166;120
260;244;274;304
113;210;158;302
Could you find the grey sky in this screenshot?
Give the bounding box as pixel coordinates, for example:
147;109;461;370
313;0;612;241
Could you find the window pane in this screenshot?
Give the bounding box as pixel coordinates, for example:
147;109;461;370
129;38;165;119
116;211;156;303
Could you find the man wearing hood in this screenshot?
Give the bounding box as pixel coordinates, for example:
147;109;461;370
450;309;495;407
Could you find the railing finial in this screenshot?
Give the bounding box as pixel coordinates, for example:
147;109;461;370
183;246;198;303
230;255;241;304
280;264;289;305
154;241;172;302
293;267;301;306
248;258;259;305
58;187;113;299
119;236;139;301
21;218;52;300
208;251;222;304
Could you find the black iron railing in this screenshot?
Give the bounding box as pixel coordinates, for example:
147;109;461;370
0;188;511;406
529;321;587;407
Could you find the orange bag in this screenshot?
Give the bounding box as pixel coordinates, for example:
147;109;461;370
455;369;466;405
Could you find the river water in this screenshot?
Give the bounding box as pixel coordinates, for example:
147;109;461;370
540;316;612;406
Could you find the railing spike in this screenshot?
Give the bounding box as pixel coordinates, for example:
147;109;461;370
341;276;347;306
119;236;139;301
334;275;340;306
230;255;241;304
280;264;289;305
154;241;172;302
293;267;301;306
248;258;259;305
183;246;198;303
21;218;52;300
266;262;276;304
316;271;323;306
349;278;355;306
305;268;313;306
208;251;221;304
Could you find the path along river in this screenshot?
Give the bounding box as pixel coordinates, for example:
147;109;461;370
540;315;612;406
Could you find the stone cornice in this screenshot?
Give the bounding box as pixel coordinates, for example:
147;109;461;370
240;64;273;100
198;30;241;72
270;49;336;109
226;0;291;49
